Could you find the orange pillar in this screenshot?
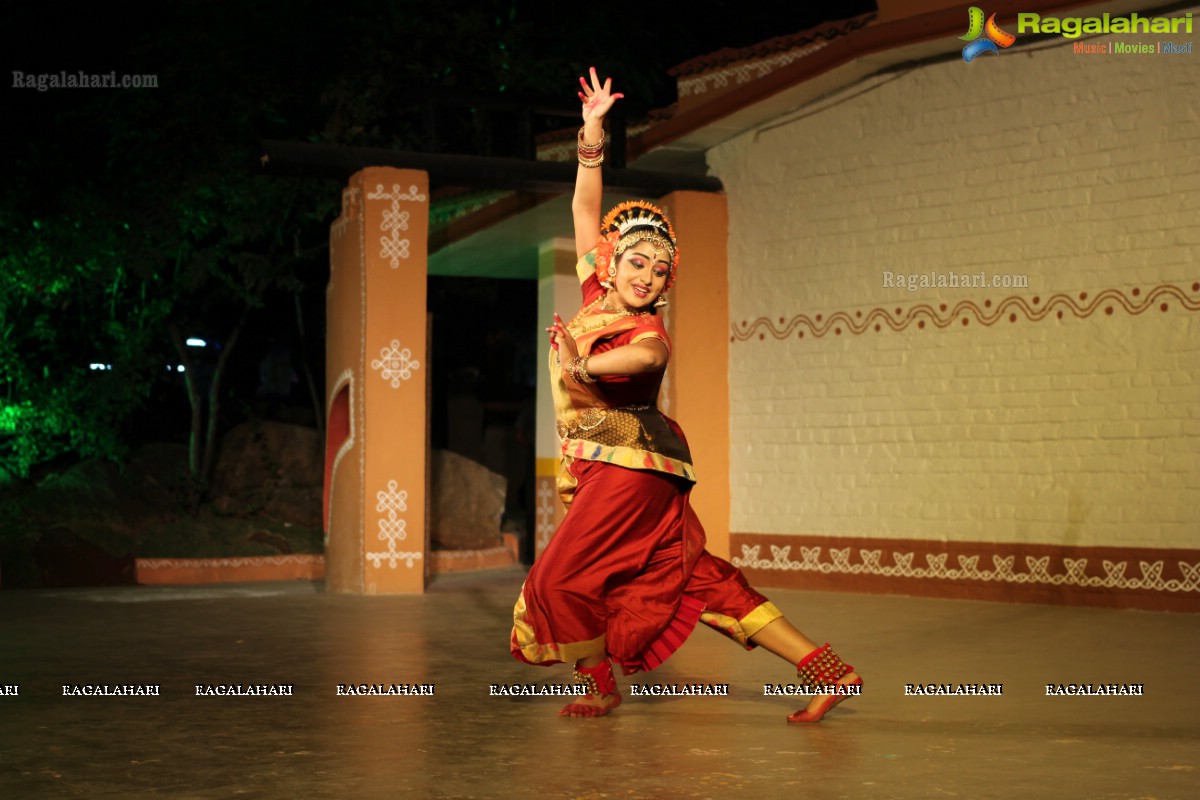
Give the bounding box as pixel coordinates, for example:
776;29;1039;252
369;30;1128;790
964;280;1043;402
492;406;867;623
324;167;430;593
660;191;731;559
533;238;580;558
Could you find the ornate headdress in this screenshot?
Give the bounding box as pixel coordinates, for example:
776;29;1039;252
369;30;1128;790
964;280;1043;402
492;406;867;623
594;200;679;296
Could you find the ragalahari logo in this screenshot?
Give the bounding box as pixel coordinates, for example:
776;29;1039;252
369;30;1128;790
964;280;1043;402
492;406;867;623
961;7;1017;61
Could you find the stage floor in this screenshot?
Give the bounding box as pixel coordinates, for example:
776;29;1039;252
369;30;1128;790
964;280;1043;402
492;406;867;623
1;567;1197;799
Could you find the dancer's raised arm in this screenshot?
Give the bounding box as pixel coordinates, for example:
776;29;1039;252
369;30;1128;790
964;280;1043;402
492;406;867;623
517;77;862;723
573;68;623;259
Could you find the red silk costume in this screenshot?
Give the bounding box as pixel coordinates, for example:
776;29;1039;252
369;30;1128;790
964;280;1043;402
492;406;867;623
510;250;782;674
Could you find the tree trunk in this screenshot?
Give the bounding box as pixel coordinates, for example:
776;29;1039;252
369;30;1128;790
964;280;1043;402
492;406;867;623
168;323;204;510
198;309;249;488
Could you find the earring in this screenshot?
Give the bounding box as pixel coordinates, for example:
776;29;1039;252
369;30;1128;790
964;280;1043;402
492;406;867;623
601;265;616;291
654;295;668;308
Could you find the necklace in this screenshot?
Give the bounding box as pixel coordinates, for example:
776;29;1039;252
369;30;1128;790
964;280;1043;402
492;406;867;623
600;297;649;317
568;296;651;337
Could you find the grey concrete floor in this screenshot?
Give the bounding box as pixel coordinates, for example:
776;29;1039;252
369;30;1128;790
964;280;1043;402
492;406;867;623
0;566;1197;800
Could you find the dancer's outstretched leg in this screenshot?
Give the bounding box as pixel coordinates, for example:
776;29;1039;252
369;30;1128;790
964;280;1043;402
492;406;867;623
750;617;862;722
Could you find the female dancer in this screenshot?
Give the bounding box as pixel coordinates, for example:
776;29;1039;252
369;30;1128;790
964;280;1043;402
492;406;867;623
510;69;861;721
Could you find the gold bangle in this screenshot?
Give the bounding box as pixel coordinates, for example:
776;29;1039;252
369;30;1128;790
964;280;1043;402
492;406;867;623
578;153;604;169
578;126;604;151
570;356;596;384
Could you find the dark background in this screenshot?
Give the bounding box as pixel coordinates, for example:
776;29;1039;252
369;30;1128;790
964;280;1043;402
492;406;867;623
0;1;874;572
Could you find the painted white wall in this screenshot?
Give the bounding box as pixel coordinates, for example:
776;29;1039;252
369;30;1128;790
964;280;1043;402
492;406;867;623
710;33;1199;548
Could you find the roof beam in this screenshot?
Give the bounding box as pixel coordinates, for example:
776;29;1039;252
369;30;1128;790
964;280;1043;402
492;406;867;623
259;140;723;194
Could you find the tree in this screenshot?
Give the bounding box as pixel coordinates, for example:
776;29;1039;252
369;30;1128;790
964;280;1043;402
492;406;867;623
0;208;171;480
5;0;869;487
2;17;339;494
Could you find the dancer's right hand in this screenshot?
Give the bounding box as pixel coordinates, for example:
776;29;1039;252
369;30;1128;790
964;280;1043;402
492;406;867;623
579;67;623;125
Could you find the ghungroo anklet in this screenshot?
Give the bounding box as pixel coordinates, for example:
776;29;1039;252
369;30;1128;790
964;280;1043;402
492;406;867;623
796;643;853;689
572;659;617;697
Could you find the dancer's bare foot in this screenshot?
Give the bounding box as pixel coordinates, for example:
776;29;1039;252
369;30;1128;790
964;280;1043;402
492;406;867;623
787;670;862;723
559;689;622;718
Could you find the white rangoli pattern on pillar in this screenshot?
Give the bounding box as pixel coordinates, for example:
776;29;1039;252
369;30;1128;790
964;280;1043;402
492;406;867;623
366;480;422;569
371;340;421;388
535;480;556;553
366;183;427;269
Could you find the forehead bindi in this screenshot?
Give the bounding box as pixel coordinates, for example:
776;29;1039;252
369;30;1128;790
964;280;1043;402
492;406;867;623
628;245;670;267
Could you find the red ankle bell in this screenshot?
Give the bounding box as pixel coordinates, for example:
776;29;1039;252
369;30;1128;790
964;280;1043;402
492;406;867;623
572;658;617;697
788;643;861;723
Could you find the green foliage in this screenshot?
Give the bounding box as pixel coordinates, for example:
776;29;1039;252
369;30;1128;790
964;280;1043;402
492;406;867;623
1;3;340;482
5;0;803;481
0;212;170;478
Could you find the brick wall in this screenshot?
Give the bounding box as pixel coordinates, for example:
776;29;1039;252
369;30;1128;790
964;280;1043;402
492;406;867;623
708;33;1200;608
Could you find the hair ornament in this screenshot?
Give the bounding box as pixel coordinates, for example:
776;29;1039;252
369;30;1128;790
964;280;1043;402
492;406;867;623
593;200;679;292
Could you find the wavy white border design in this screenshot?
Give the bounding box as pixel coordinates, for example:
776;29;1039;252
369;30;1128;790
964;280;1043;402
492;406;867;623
732;544;1200;594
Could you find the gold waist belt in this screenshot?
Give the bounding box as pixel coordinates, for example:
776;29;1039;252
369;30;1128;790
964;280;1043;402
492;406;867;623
558;405;692;465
